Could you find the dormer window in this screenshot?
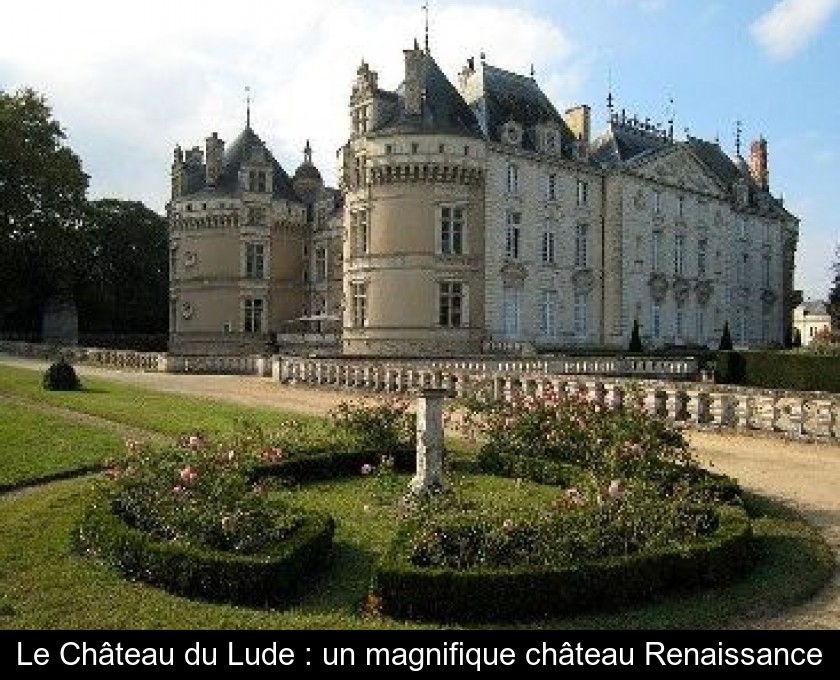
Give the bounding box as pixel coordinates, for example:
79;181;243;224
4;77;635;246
502;121;522;146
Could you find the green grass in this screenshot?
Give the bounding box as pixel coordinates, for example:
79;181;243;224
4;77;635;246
0;362;834;629
0;401;124;490
0;364;316;438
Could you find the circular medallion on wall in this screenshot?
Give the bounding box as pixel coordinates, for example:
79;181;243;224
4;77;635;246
182;301;194;319
184;251;197;268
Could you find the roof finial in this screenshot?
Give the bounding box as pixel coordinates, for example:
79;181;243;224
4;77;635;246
245;86;251;130
607;67;614;118
304;139;312;164
666;94;674;142
422;1;430;54
735;119;742;156
530;63;535;78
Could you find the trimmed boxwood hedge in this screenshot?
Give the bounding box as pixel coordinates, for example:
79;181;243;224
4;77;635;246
75;499;336;606
374;504;754;623
250;447;416;483
715;350;840;393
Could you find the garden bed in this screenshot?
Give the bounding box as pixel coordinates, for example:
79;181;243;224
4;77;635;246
75;498;335;606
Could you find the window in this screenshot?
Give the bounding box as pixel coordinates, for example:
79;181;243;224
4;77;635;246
315;246;327;282
697;239;707;277
762;311;770;344
505;211;521;259
739;218;747;239
738;253;749;284
506;163;519;193
439;281;463;327
245;243;265;279
652;231;663;272
545;131;557;151
763;221;770;243
411;142;419;154
654;190;663;215
677;196;685;219
576;179;588;206
541;290;558;338
464;145;470;156
385;144;393;154
248;170;267;193
762;255;771;288
438;143;445;153
738;310;747;345
353;155;366;187
439;206;464;255
541;226;555;265
575;224;588;267
574;293;587;339
350;282;367;328
247;206;266;225
503;287;521;337
651;301;661;339
675;308;684;340
351;210;368;256
696;309;705;342
674;234;684;275
547;173;557;201
243;298;264;333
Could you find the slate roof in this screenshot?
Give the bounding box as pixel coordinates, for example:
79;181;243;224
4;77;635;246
473;64;574;154
799;300;829;316
369;53;483;139
180;127;300;202
591;119;794;220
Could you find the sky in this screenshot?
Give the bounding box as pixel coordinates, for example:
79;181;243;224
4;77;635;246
1;0;838;301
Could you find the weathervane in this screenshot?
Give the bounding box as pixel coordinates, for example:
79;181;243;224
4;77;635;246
245;86;252;129
422;1;430;53
735;119;742;156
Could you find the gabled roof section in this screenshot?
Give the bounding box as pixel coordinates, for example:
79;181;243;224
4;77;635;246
216;127;299;200
476;64;574;153
370;53;483;139
179;127;300;202
590;118;670;167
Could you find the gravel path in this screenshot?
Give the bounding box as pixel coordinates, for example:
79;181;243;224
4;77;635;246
1;354;838;629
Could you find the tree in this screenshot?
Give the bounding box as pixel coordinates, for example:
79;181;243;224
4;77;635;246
718;321;733;351
0;87;88;334
828;244;840;332
628;319;644;353
75;199;169;336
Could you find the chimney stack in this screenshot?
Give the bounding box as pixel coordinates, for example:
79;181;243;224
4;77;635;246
563;105;591;159
403;41;425;116
749;136;769;191
205;132;224;187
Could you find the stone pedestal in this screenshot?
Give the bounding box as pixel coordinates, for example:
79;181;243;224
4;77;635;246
408;388;448;496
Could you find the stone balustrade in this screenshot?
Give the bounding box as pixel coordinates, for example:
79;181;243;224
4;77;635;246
273;355;840;442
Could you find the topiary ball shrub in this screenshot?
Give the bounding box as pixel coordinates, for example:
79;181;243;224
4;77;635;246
43;358;81;391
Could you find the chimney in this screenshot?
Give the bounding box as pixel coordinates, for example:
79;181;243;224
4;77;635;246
563;104;591;159
403;41;425;116
171;145;184;199
749;136;769;191
205;132;224;187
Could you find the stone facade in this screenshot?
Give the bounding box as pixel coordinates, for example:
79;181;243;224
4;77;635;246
168;42;799;357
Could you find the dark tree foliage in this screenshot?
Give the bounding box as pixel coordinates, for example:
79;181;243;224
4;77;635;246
628;319;644;353
828;245;840;332
76;199;168;335
0;88;89;333
718;321;733;351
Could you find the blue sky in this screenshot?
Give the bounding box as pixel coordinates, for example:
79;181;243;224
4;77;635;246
1;0;837;300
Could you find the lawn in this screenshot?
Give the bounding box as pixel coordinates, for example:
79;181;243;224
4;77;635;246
0;362;834;630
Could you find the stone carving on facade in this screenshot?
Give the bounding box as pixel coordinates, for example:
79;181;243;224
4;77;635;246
633;189;647;211
572;268;595;293
648;272;668;302
672;276;690;304
500;261;527;284
695;280;714;306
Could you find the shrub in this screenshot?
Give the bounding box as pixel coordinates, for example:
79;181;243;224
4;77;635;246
374;504;754;622
42;358;80;391
458;387;693;484
718;321;733;351
327;397;416;453
628;319;644;353
715;350;840;392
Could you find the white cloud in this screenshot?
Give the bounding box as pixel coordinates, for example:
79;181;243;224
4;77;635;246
0;0;581;212
750;0;840;60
